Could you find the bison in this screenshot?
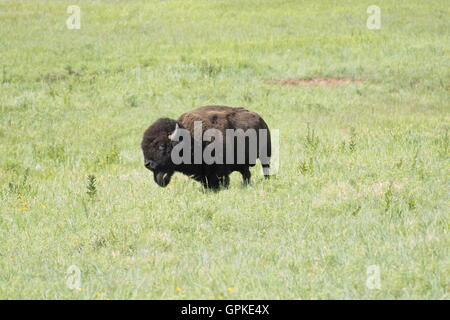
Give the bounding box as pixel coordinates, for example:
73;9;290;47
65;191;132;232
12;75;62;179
141;105;271;190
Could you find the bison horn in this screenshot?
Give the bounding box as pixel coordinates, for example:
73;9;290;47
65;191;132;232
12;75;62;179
168;123;179;141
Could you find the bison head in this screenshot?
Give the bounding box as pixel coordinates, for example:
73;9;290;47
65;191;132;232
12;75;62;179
141;118;181;187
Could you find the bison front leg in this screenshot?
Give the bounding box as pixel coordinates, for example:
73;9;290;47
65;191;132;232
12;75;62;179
199;177;208;189
218;175;230;188
205;174;221;191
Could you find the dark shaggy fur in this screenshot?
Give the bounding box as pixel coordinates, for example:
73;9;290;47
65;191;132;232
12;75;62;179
141;105;271;190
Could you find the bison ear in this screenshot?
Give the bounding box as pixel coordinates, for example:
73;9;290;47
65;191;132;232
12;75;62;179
168;123;180;141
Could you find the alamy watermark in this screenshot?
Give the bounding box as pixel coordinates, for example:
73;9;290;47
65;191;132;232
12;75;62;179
66;265;81;290
66;5;81;30
367;5;381;30
366;265;381;290
166;121;279;175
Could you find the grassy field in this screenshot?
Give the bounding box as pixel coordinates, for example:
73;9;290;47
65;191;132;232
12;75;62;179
0;0;449;299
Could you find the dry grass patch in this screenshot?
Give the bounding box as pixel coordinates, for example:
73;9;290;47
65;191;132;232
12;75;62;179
269;77;362;87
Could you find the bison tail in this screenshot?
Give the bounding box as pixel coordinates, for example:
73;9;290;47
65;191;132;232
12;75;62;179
262;163;271;179
259;118;271;179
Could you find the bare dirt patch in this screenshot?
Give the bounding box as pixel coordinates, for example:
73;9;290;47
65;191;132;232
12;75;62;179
269;77;362;87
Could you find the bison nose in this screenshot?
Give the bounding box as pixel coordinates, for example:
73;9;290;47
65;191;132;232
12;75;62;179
144;160;156;170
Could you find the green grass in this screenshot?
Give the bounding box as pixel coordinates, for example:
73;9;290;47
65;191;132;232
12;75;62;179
0;0;449;299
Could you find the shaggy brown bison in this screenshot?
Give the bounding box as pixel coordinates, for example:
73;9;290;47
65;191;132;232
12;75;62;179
141;105;271;190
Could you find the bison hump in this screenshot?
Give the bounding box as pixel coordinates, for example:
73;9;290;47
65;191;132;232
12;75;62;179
178;105;262;136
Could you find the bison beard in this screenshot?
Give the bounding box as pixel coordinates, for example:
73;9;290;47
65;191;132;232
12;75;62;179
153;171;173;187
141;105;271;190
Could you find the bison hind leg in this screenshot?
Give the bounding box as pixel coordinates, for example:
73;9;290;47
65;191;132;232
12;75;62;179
203;174;220;191
240;166;251;186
